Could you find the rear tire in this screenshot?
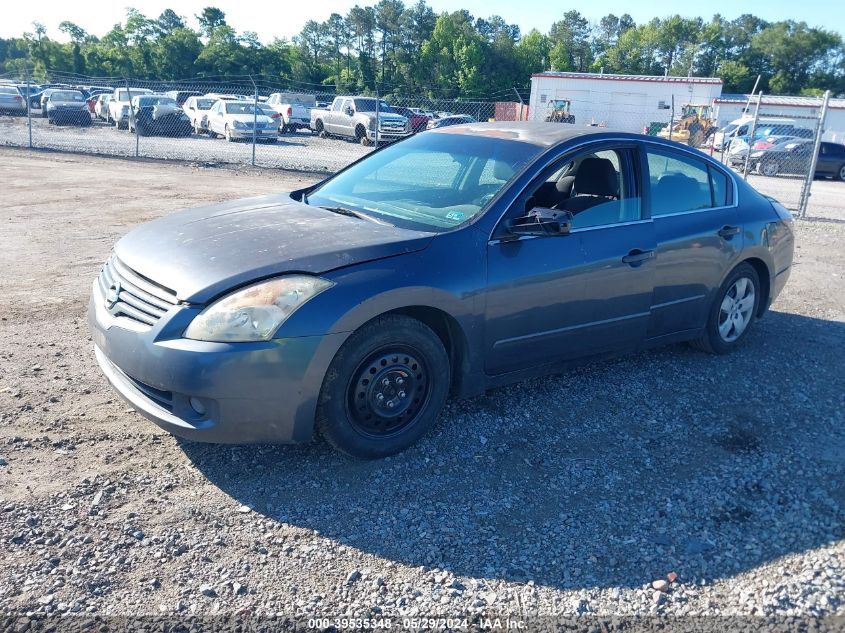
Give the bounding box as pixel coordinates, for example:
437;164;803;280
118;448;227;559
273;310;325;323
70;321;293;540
316;315;450;459
691;262;761;355
837;163;845;181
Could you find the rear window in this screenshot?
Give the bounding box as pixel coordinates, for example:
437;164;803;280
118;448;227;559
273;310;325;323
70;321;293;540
646;148;732;215
0;86;20;95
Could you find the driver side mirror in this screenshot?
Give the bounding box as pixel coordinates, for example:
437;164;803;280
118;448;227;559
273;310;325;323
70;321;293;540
507;208;572;238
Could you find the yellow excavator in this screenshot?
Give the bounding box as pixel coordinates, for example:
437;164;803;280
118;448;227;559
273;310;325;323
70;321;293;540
545;99;575;124
658;104;716;146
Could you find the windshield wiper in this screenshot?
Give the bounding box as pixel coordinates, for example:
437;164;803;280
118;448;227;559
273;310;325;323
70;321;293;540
319;205;373;221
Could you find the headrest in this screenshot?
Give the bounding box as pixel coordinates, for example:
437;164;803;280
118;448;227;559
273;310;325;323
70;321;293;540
574;157;619;197
493;160;515;181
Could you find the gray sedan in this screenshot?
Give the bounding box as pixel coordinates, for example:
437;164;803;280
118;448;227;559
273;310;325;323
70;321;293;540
90;123;794;458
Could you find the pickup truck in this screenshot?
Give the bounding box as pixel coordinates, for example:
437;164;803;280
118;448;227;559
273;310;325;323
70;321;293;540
310;96;411;145
267;92;315;134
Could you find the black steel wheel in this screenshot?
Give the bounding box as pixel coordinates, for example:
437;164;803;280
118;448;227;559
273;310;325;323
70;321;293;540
346;347;430;439
317;315;450;458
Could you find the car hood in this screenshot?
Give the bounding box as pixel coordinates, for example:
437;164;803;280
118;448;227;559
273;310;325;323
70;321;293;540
114;194;434;303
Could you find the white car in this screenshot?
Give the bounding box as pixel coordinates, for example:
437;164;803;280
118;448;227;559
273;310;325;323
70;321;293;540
108;87;153;129
182;96;216;133
266;92;315;134
94;94;111;121
206;100;279;142
203;93;246;102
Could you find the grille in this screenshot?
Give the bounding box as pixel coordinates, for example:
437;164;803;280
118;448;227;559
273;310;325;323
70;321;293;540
98;256;178;327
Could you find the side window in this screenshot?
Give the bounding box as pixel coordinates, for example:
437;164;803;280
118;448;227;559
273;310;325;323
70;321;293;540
646;148;730;215
523;147;639;229
331;99;342;112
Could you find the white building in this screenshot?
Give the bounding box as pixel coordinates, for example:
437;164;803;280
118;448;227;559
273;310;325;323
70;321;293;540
528;71;723;133
713;94;845;143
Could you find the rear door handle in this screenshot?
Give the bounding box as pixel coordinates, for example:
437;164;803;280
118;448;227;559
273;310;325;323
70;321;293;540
622;249;655;265
718;225;741;239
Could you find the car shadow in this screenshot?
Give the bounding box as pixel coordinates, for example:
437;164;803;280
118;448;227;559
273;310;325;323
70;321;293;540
180;310;845;590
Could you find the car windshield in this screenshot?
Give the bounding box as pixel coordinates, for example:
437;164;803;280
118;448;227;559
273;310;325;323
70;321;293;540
354;98;392;113
137;97;176;106
225;103;261;115
307;133;541;232
195;99;214;109
50;91;84;101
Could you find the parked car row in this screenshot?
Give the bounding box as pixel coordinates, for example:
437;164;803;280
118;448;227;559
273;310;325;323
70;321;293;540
729;139;845;180
308;95;479;145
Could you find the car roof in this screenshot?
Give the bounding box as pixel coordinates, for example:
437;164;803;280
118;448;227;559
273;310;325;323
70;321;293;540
427;121;638;147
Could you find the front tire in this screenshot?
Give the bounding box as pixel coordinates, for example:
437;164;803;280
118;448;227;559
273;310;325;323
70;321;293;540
316;315;450;459
760;161;779;177
691;263;761;355
837;163;845;181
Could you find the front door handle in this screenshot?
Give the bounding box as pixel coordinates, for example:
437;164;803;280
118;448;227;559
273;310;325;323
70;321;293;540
622;249;655;266
718;225;741;239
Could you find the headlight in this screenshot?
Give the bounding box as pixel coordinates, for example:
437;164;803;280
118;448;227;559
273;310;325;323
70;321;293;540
183;275;333;342
233;120;246;129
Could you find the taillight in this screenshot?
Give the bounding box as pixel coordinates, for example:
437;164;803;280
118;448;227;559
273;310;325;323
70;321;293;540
286;107;292;117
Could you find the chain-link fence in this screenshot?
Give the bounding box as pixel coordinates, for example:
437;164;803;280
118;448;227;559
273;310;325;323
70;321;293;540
710;91;835;218
0;70;504;175
1;71;840;219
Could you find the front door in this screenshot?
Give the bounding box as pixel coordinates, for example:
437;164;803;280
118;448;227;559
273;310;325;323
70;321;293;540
484;145;655;375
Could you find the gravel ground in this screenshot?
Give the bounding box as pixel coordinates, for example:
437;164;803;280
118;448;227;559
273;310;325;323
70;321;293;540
0;149;843;629
1;112;843;219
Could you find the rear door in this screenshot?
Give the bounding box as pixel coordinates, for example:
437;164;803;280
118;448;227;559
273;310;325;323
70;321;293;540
642;144;742;340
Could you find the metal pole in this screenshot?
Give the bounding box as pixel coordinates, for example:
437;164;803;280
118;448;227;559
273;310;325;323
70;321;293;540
25;67;32;149
799;90;830;218
742;91;763;181
374;85;380;150
669;95;674;142
124;78;139;159
744;75;761;115
250;75;257;167
512;87;524;120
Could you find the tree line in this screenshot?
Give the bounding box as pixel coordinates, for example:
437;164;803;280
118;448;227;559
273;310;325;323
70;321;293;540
1;4;842;99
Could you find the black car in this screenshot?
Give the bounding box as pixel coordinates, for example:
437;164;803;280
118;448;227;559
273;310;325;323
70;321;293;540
91;123;794;458
750;141;845;180
129;95;192;137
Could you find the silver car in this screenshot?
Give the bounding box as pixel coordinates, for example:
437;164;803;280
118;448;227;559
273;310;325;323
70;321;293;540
206;100;279;142
0;85;26;115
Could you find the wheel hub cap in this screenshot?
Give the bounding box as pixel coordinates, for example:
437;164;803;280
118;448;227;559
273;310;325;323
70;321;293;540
718;276;755;343
348;350;428;437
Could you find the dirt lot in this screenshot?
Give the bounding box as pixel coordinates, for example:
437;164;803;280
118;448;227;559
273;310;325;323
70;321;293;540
0;149;843;627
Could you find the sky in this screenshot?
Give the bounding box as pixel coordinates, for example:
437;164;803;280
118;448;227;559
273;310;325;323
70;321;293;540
2;0;843;43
